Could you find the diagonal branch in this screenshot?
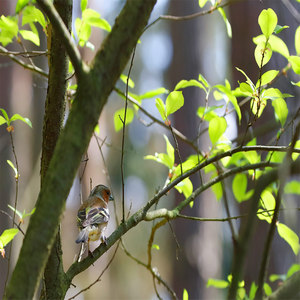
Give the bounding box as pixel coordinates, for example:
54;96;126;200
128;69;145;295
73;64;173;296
37;0;85;78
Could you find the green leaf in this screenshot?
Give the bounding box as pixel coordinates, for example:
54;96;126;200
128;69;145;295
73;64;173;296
174;79;205;91
218;7;232;38
0;228;19;247
75;18;91;46
249;282;258;299
208;116;227;145
207;278;229;289
81;0;88;12
236;67;255;89
139;87;169;100
274;24;289;34
164;135;174;167
257;70;279;87
258;8;278;38
261;190;275;211
272;98;288;127
232;173;248;202
152;244;160;250
295;26;300;56
287;264;300;278
264;283;272;296
198;74;209;88
199;0;209;8
253;34;289;59
22;6;46;29
82;8;111;32
284;181;300;195
197;106;220;122
183;289;189;300
292;140;300;161
254;41;272;67
239;82;253;94
0;15;19;46
155;98;166;120
7;160;19;178
7;204;23;219
120;74;135;88
257;208;272;224
289;56;300;75
0;116;7;126
0;108;9;122
277;223;300;255
166;91;184;117
10;113;32;127
175;178;193;199
15;0;30;14
19;30;40;46
113;107;134;132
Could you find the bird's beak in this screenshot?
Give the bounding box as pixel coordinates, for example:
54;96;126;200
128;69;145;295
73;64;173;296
109;194;114;201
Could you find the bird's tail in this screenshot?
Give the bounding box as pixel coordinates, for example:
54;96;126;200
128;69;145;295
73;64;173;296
76;228;89;243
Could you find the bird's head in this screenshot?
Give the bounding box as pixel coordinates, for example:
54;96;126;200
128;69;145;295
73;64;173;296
91;184;114;203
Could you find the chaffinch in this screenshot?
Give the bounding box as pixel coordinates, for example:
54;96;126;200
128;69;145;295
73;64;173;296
76;184;114;247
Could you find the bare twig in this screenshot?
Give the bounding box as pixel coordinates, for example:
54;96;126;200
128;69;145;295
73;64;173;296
0;45;48;77
121;48;136;223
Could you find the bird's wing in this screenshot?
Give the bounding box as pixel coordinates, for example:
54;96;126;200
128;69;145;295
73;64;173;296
77;206;109;228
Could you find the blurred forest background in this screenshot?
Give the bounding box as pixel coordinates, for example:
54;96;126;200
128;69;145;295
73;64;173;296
0;0;300;299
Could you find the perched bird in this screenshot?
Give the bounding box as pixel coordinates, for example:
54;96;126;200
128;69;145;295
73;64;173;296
76;184;114;248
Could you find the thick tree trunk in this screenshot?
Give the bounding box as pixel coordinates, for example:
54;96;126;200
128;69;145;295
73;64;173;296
39;0;72;299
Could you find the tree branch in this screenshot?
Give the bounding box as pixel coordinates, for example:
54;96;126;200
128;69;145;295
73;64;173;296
36;0;85;78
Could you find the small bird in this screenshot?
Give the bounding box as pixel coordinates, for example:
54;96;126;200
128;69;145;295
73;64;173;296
76;184;114;249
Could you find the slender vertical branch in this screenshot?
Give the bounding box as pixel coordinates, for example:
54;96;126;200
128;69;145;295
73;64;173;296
121;48;136;223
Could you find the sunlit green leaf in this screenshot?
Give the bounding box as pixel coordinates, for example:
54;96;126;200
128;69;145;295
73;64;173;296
0;116;7;126
152;244;160;250
81;0;88;12
254;42;272;67
7;160;18;178
22;6;46;29
155;98;166;120
0;228;19;247
257;70;279;87
139;87;169;100
82;8;111;32
198;73;209;88
0;15;18;46
19;29;40;46
232;173;250;202
183;288;189;300
258;8;278;38
253;34;289;59
198;0;209;8
292;140;300;161
277;223;300;255
120;74;135;88
197;106;220;121
264;283;272;296
15;0;30;14
287;264;300;278
272;98;288;127
289;56;300;75
284;181;300;195
207;278;229;289
257;208;272;224
175;178;193;199
113;107;134;132
164;135;174;167
174;79;205;91
249;282;257;299
209;116;227;145
218;7;232;38
236;67;255;89
166;91;184;117
10;113;32;127
295;26;300;55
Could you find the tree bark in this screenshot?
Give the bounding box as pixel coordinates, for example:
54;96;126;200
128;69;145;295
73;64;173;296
39;0;72;299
